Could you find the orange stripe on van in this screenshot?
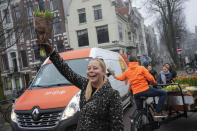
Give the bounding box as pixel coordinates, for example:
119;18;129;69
120;54;129;66
14;86;80;110
46;48;91;64
120;54;129;85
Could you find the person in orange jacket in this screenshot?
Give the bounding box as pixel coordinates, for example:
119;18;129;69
108;56;167;117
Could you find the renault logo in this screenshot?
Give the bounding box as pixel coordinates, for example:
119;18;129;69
32;108;40;121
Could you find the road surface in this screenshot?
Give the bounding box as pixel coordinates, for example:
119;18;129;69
1;105;197;131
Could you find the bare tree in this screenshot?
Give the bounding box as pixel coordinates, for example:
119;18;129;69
0;19;31;52
0;0;33;98
144;0;188;66
0;0;30;52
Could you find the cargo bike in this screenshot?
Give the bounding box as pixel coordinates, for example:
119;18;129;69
130;83;197;131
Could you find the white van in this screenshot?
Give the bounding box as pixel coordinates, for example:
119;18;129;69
11;48;132;131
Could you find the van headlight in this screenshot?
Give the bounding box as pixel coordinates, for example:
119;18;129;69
61;91;81;120
11;108;17;123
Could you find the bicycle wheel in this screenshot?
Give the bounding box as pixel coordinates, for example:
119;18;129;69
0;110;3;120
185;67;195;74
131;113;153;131
4;104;12;123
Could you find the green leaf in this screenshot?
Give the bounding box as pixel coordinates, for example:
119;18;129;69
45;10;50;17
50;13;54;18
34;8;54;18
34;8;40;16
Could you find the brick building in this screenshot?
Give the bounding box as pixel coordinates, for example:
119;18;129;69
0;0;69;95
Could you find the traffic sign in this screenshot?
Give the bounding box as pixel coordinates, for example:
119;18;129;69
177;47;182;52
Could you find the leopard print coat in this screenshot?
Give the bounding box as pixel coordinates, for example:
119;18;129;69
50;51;124;131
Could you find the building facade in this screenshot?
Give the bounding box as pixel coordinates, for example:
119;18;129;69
129;7;148;64
0;0;69;95
145;25;158;65
64;0;136;56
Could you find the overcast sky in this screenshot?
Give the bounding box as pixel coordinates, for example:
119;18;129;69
132;0;197;33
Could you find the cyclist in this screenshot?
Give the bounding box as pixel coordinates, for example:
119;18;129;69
108;56;168;117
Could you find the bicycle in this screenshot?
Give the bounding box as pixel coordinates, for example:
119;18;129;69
0;99;13;123
130;83;187;131
130;96;159;131
0;88;25;123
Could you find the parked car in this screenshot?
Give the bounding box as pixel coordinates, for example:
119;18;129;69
10;48;133;131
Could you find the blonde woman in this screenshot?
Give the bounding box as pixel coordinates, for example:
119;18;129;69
37;42;124;131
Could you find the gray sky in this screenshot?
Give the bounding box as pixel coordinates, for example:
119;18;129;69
132;0;197;33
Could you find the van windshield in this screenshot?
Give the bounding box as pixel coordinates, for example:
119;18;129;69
31;58;91;88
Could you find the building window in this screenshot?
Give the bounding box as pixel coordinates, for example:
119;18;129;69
78;8;86;23
128;32;131;40
6;29;12;46
20;50;28;67
33;45;40;60
17;28;24;43
1;54;9;71
30;22;36;39
53;17;61;35
15;77;20;89
77;29;89;47
6;78;12;90
0;31;5;48
96;25;109;44
13;6;20;21
27;2;34;18
93;5;102;20
118;23;123;41
38;0;45;12
56;40;64;52
50;0;58;11
24;74;30;87
3;9;11;23
10;52;18;72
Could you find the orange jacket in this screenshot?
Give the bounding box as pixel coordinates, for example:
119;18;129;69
115;62;156;95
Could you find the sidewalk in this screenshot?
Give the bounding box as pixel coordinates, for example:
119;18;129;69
0;115;11;131
155;112;197;131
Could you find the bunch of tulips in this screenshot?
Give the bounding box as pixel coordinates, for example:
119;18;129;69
175;74;197;86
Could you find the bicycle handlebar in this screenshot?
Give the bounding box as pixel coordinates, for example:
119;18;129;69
0;98;16;104
150;83;179;87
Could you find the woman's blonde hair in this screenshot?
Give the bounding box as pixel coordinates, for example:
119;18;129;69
86;58;108;101
90;58;106;73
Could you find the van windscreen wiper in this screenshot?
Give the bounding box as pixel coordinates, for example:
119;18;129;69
32;85;48;88
47;83;73;87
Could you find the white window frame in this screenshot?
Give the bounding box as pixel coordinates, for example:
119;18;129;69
93;5;102;20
